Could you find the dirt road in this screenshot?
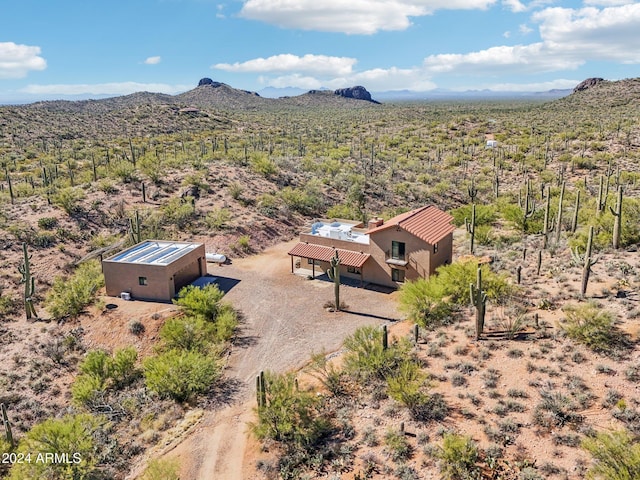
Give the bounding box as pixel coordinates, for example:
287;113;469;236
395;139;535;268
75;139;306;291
165;239;402;479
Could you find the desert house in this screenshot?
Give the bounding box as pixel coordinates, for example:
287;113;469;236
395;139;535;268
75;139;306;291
288;205;455;288
102;240;207;302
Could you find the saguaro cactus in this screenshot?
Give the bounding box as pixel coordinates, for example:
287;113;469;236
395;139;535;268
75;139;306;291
518;179;536;233
467;178;478;203
256;370;266;407
129;210;142;244
542;185;555;248
571;226;600;297
326;250;341;311
18;242;38;320
571;190;581;233
1;403;13;448
609;185;623;249
470;267;487;340
465;203;476;254
554;181;565;244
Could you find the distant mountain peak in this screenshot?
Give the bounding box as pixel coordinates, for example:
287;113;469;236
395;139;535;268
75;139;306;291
573;77;605;93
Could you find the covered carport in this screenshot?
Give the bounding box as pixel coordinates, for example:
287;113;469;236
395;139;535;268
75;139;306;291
287;243;370;287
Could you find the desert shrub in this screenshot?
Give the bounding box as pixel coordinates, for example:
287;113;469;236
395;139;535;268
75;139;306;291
386;360;430;417
0;292;17;317
252;371;330;447
45;260;104;320
279;180;324;216
162;197;195;229
37;216;58;229
212;305;238;343
560;302;630;355
250;153;278;178
173;284;224;321
72;347;139;405
8;413;102;480
159;316;216;352
384;429;413;462
256;193;279;217
475;224;494;246
52;187;85;215
234;235;251;253
306;350;346;396
143;349;220;402
582;429;640;479
451;204;498;227
398;278;455;328
399;261;513;326
140;458;180;480
435;433;480;480
343;326;411;382
204;207;231;230
228;181;244;200
33;230;57;248
326;203;359;220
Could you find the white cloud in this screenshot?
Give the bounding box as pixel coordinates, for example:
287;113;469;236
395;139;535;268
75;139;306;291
475;78;580;91
259;66;435;92
534;4;640;62
214;54;357;76
144;56;162;65
423;43;582;75
0;42;46;79
239;0;496;34
503;31;511;38
583;0;635;6
20;82;190;96
502;0;526;13
519;23;533;34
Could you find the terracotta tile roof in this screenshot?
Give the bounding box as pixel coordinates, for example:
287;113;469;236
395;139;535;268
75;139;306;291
288;243;370;268
366;205;455;244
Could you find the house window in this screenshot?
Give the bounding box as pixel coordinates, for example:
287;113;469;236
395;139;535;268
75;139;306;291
138;276;148;286
391;268;405;283
307;258;319;265
347;266;361;274
391;241;406;260
433;243;439;254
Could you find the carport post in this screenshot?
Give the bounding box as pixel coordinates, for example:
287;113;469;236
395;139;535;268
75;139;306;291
312;259;315;278
290;255;293;273
360;268;363;288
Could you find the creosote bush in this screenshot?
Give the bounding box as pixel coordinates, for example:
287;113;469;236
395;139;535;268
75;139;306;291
560;301;630;355
7;413;102;480
143;349;221;402
582;429;640;479
45;260;104;320
252;371;330;447
435;433;480;480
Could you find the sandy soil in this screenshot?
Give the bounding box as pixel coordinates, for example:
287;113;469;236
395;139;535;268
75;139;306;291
147;239;403;479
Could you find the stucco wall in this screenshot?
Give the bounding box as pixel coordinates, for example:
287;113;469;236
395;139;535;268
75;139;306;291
103;244;206;302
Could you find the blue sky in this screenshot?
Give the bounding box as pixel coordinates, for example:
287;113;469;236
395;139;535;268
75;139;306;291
2;0;640;102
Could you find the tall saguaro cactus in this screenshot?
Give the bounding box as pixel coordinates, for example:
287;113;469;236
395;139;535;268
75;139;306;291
470;267;487;340
571;190;581;233
554;181;565;244
572;226;600;297
465;203;476;254
326;251;341;311
609;185;623;249
1;403;13;448
129;210;142;244
542;185;554;248
256;370;266;407
518;179;536;233
18;242;38;320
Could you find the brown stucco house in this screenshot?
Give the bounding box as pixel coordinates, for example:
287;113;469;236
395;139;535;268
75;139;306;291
288;205;454;288
102;240;207;302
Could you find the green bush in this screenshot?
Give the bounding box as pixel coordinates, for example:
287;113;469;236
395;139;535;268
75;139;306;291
451;204;498;227
8;413;102;480
213;305;238;343
582;430;640;479
250;154;278;178
140;458;180;480
560;302;630;355
398;278;455;328
72;347;139;405
252;371;330;447
386;360;430;416
204;207;231;230
384;429;413;462
159;316;216;352
162;197;195;229
173;284;224;321
143;349;220;402
343;326;411;382
37;217;58;230
52;187;85;215
45;260;104;320
436;433;480;480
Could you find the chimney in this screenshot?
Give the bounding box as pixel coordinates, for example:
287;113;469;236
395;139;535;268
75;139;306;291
368;217;384;229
